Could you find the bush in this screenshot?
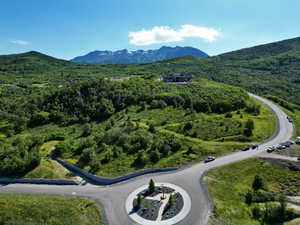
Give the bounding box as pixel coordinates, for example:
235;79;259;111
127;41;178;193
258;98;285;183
252;205;263;219
225;112;233;118
82;123;92;137
252;175;265;191
133;152;148;167
149;149;160;163
244;119;254;137
245;102;261;115
183;122;193;131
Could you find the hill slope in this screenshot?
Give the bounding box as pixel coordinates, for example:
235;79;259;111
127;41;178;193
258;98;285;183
1;77;269;177
1;37;300;105
71;46;209;64
0;51;73;74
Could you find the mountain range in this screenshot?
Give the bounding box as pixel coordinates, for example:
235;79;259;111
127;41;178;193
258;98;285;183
71;46;209;64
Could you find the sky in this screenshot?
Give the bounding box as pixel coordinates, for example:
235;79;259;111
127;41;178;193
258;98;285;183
0;0;300;59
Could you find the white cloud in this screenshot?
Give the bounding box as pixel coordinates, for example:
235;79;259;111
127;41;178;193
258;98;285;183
129;24;220;46
10;40;29;45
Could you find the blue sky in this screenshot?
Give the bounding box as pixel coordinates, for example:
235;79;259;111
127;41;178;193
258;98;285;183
0;0;299;59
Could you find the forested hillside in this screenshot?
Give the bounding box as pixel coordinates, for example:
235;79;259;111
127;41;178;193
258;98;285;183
1;37;300;105
0;78;274;177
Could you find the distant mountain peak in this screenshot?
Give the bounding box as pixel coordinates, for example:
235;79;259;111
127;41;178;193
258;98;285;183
71;46;209;64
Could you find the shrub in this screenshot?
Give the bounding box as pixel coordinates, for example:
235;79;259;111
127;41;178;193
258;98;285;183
252;175;265;191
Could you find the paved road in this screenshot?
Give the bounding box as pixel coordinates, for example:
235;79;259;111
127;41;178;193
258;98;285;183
0;94;294;225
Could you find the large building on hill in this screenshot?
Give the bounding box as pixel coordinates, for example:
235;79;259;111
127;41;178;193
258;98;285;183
163;72;194;83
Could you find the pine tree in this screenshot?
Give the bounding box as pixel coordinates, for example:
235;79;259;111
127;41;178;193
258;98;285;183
252;175;264;191
149;179;155;194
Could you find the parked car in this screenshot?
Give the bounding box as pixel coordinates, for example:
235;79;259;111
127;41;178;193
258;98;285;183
252;144;259;150
287;116;293;123
296;137;300;145
281;141;292;148
277;145;286;150
298;156;300;161
267;146;275;153
204;156;216;163
242;146;250;151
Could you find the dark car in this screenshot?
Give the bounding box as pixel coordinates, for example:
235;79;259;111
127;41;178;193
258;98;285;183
252;144;259;150
276;145;285;150
267;146;275;153
242;146;250;151
280;142;291;148
298;156;300;161
204;156;216;163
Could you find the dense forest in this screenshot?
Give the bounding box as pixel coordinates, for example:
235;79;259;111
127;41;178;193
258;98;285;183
0;78;247;135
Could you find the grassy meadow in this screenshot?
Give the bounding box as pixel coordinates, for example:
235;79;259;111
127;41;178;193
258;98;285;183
206;158;300;225
0;193;103;225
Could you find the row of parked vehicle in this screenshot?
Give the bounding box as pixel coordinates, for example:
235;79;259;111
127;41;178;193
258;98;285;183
204;139;299;163
241;144;259;151
266;141;294;153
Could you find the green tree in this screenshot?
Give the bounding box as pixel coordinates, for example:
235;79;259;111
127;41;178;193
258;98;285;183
136;194;143;209
150;149;160;163
133;152;148;167
252;175;265;191
278;194;287;217
225;112;232;118
148;179;155;194
82;123;92;137
245;189;253;205
148;124;156;133
183;122;193;131
244;119;254;137
252;205;262;219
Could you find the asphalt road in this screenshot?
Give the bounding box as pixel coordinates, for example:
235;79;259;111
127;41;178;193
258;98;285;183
0;94;294;225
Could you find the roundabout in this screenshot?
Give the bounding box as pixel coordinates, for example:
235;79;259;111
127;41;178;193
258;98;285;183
125;182;191;225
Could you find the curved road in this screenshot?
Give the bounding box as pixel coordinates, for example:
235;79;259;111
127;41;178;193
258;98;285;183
0;94;294;225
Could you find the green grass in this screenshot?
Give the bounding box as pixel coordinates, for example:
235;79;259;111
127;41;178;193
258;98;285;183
25;141;72;179
205;158;300;225
0;193;103;225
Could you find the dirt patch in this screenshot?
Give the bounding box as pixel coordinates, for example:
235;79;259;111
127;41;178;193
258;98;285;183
261;158;300;171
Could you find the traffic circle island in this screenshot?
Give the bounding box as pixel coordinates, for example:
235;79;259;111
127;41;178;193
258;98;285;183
125;181;191;225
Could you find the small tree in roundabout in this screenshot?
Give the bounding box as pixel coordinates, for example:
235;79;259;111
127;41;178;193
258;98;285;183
148;179;155;194
136;194;143;209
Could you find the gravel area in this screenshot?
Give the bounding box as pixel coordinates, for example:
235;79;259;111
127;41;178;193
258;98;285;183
162;192;184;221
